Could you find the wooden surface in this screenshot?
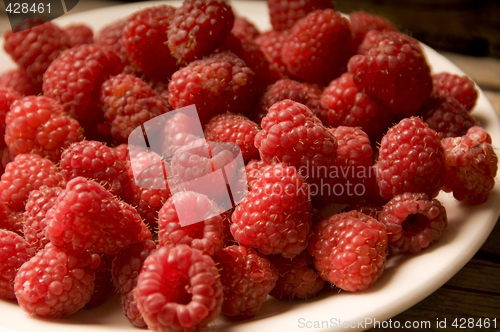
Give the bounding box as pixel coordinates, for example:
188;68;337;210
0;1;499;331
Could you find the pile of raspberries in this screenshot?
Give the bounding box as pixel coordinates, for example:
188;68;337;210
0;0;497;331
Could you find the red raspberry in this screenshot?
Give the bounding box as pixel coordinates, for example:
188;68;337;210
268;0;335;31
158;191;224;256
442;126;498;205
42;44;123;140
308;210;388;291
168;52;256;124
64;24;94;47
0;88;21;150
282;9;352;84
3;21;71;83
95;19;130;66
204;113;260;162
433;72;478;111
0;68;42;96
348;31;432;116
232;17;260;39
231;163;312;258
14;243;95;317
268;251;324;300
0;229;35;300
0;154;65;212
255;30;289;78
135;244;223;332
23;186;63;251
45;177;151;254
101;74;171;143
377;117;446;200
5;96;83;162
112;240;157;327
420;95;477;139
244;159;269;190
349;11;397;48
214;245;278;319
59;140;129;196
123;5;179;81
168;0;235;62
379;192;447;253
253;79;327;124
320;72;392;140
255;100;337;173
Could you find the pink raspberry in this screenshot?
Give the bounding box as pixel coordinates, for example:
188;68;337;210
64;24;94;47
204;113;260;162
158;191;224;256
379;192;447;253
135;244;223;332
0;88;21;150
45;177;151;254
23;186;63;251
308;210;388;291
168;52;256;125
0;153;65;212
231;163;312;258
59;140;129;196
348;31;432;116
349;11;397;48
442;126;498;205
255;30;289;78
268;251;324;300
5;96;83;162
214;245;278;319
0;68;42;96
14;243;96;317
282;9;352;84
433;72;478;111
232;17;260;39
377;117;446;200
168;0;235;62
0;229;35;300
268;0;335;31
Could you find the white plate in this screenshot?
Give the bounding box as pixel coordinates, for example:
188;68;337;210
1;1;499;332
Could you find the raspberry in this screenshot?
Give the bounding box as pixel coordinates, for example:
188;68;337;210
320;72;392;140
214;245;278;319
268;0;335;31
282;9;352;84
14;243;95;317
42;44;123;140
232;17;260;39
5;96;83;162
168;0;235;62
168;52;256;125
348;11;397;48
101;74;171;143
64;24;94;47
0;229;35;300
308;210;388;291
420;95;477;139
244;159;269;190
204;113;260;162
442;126;498;205
268;251;324;300
23;186;63;251
114;143;130;164
59;140;130;196
122;5;179;81
0;154;65;212
0;88;21;150
135;244;223;332
377;117;446;200
379;192;447;253
433;72;478;111
3;21;71;83
85;253;115;309
112;239;157;327
348;31;432;116
253;79;327;124
255;30;289;78
0;68;43;96
45;177;151;254
255;100;337;173
95;19;129;66
231;163;312;258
